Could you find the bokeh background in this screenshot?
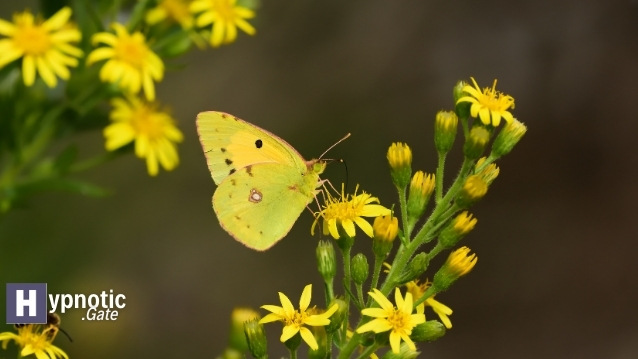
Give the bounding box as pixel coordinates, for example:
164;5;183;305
2;0;638;358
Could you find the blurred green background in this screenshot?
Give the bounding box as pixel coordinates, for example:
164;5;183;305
1;0;638;358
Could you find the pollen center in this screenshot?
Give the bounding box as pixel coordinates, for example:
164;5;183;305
387;309;408;330
15;25;51;55
114;38;147;68
213;0;236;20
132;108;163;139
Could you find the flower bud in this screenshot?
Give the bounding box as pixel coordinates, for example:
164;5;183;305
453;80;471;119
434;111;458;154
433;246;477;292
410;320;446;342
372;215;398;257
463;126;490;160
316;240;336;282
352;253;369;285
308;326;328;359
325;298;347;334
380;342;420;359
387;142;412;189
229;307;260;352
491;118;527;158
456;175;488;208
407;171;435;222
439;211;477;248
474;157;499;185
244;319;267;359
397;252;428;284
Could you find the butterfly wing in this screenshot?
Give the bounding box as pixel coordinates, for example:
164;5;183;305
196;111;307;184
213;163;321;251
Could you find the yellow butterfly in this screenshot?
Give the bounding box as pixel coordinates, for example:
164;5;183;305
197;112;333;251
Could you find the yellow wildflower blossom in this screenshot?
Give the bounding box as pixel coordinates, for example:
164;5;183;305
0;321;68;359
87;23;164;101
146;0;195;29
259;284;338;350
312;185;391;239
456;77;515;126
356;288;426;354
0;7;82;87
191;0;256;47
104;96;183;176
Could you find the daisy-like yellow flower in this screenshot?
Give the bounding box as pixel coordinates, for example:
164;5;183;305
191;0;256;47
259;284;338;351
312;185;391;240
0;323;68;359
356;288;426;354
0;7;82;87
87;23;164;101
146;0;195;29
104;96;183;176
405;279;453;329
456;77;515;127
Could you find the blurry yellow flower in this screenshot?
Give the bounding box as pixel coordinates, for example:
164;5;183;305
191;0;256;47
146;0;195;29
0;323;68;359
0;7;82;87
356;288;425;354
104;96;183;176
87;23;164;101
456;77;515;126
312;185;391;239
259;284;338;350
405;280;453;329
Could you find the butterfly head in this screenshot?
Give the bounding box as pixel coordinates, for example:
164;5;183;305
307;159;327;175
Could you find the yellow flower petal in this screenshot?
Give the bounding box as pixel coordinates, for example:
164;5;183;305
299;327;318;350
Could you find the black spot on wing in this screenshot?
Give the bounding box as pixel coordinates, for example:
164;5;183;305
230;179;236;186
221;148;227;153
229;169;236;175
255;139;263;148
225;158;233;165
246;166;253;177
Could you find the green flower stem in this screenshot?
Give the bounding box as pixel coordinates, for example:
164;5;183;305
355;342;379;359
397;185;411;241
369;253;385;298
337;331;363;359
355;283;365;309
69;150;123;173
324;278;335;308
412;158;474;246
289;348;297;359
460;115;469;139
435;152;446;204
0;105;64;188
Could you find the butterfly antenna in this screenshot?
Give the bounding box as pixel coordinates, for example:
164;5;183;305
319;133;351;160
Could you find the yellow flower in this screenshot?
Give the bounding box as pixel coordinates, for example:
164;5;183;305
191;0;256;47
104;96;183;176
0;7;82;87
259;284;338;350
456;77;515;126
87;23;164;101
312;185;391;239
0;323;68;359
146;0;195;29
433;247;478;291
405;280;453;329
356;288;426;354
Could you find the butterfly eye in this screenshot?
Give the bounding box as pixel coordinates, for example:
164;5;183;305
255;139;263;148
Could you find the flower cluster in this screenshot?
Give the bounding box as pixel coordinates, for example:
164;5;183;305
230;78;526;357
0;1;259;213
